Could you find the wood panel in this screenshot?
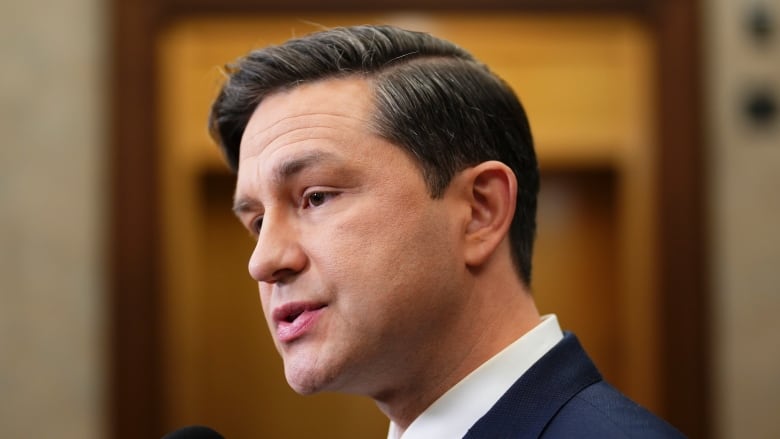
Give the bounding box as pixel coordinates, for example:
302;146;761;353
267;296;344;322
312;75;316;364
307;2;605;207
108;0;164;437
653;1;709;437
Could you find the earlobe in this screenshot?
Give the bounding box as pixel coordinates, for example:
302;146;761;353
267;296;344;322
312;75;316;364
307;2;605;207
462;161;517;267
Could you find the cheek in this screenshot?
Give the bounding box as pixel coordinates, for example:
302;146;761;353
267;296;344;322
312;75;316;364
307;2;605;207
328;199;420;266
324;198;456;295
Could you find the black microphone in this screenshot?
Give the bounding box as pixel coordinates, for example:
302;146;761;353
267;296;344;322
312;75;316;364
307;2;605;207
161;425;225;439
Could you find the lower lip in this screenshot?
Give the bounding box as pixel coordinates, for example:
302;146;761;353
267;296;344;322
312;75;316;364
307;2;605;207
276;307;325;343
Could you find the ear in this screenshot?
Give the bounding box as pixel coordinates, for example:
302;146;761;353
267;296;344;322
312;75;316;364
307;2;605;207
460;161;517;268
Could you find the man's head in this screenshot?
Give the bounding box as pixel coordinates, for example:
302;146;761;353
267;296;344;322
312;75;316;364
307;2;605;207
209;25;539;285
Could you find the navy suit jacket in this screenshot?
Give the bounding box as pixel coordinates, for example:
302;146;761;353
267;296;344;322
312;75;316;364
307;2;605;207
464;333;685;438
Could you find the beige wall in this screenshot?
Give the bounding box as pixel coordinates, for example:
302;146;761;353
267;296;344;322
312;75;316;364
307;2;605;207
0;0;106;437
706;1;780;438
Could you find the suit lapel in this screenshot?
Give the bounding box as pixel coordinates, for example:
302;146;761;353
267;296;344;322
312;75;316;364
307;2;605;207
464;333;602;439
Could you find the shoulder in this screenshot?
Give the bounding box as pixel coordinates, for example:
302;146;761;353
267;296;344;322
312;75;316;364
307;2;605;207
541;381;686;439
465;333;686;439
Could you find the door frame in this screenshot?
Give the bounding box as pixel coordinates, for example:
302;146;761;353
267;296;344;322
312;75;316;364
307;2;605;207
108;1;707;438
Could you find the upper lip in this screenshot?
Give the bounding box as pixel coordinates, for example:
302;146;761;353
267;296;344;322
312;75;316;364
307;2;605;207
272;301;327;324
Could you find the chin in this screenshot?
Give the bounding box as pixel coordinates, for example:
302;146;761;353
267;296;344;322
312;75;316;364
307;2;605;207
287;381;321;396
284;364;335;395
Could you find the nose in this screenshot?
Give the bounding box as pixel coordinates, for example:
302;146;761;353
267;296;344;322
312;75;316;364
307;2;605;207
248;212;307;284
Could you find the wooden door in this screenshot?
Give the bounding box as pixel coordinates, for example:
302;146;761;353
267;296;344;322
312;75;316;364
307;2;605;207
156;14;660;438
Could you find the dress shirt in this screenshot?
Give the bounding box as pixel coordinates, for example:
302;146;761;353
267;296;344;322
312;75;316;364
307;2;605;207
387;314;564;439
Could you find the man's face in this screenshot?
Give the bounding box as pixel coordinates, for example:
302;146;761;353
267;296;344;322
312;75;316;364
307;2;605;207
234;78;469;398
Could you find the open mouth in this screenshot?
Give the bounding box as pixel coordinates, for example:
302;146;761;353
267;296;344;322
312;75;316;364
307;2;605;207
274;302;327;325
284;309;304;323
273;302;327;343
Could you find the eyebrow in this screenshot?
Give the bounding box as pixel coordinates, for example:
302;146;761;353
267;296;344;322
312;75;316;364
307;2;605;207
232;150;343;216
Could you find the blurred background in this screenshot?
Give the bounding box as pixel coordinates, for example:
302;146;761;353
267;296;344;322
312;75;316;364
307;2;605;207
1;0;778;438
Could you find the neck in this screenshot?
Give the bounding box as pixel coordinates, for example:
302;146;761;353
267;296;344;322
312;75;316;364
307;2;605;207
375;259;540;432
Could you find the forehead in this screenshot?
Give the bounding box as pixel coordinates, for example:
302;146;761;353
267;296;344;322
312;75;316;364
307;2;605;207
234;77;410;202
238;77;375;165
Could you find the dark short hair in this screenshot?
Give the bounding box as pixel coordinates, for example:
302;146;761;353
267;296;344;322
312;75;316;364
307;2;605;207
208;25;540;285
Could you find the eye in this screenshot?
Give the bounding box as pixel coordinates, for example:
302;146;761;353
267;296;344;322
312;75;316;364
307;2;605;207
307;191;327;207
304;191;336;208
250;216;264;234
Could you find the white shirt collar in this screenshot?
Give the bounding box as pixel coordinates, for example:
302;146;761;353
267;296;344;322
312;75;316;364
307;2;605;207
387;314;563;439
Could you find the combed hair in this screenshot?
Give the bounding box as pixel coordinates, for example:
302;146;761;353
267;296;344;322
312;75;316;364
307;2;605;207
208;25;540;285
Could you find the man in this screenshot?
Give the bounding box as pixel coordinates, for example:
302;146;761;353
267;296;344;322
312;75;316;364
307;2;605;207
208;25;684;438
